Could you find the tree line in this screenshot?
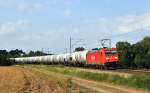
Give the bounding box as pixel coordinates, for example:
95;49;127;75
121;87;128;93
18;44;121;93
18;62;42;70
0;49;47;66
116;36;150;69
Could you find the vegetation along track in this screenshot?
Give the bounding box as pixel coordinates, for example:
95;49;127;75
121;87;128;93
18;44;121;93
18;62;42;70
25;65;150;93
114;69;150;75
56;66;150;78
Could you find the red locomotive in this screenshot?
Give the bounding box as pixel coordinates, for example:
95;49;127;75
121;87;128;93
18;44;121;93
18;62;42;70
86;48;118;68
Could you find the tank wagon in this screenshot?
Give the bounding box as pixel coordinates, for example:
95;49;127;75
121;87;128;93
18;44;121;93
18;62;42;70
11;48;118;69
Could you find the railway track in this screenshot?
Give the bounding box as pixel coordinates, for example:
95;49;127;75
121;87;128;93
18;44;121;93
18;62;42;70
114;69;150;75
84;66;150;74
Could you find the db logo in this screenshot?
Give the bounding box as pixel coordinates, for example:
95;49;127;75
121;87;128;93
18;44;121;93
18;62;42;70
91;56;95;60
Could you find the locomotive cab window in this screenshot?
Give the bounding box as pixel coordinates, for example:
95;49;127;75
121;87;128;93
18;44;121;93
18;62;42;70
111;50;117;54
101;52;103;55
105;50;117;55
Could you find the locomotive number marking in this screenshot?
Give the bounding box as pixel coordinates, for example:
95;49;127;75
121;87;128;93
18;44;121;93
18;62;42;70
91;56;95;61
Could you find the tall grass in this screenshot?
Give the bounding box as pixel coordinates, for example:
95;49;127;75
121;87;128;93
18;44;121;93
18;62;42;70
27;65;150;90
67;78;73;93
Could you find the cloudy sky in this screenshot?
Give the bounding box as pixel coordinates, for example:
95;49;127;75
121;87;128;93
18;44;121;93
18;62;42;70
0;0;150;53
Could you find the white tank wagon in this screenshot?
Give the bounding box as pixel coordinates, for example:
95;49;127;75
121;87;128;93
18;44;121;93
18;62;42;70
74;50;88;63
54;54;63;63
32;57;38;63
34;56;46;63
47;55;54;63
20;58;27;62
42;56;49;63
10;50;89;65
27;57;34;63
56;55;60;62
40;56;46;62
54;54;62;63
64;53;70;62
22;57;30;63
70;52;76;63
15;58;23;62
9;58;15;61
21;57;26;62
68;50;88;62
10;57;26;64
52;55;58;63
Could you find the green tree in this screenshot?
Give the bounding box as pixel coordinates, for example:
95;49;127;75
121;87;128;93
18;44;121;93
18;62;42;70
141;36;150;49
9;49;25;57
134;54;150;68
144;55;150;68
116;41;133;68
34;51;46;56
75;47;85;51
134;54;143;68
116;41;131;52
116;37;150;69
28;51;35;56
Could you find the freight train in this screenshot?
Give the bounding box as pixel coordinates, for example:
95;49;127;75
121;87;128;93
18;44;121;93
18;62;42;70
10;47;118;69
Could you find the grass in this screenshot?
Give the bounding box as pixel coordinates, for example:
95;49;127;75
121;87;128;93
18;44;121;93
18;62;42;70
67;78;73;93
24;64;150;91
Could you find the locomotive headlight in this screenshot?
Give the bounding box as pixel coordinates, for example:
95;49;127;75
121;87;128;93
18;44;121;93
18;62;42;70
106;57;110;60
115;57;118;59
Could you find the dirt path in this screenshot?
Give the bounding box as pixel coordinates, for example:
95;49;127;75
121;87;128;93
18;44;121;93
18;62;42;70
72;77;149;93
0;67;66;93
30;67;149;93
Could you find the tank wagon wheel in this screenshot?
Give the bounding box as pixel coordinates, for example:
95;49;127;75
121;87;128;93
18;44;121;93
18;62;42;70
104;66;109;70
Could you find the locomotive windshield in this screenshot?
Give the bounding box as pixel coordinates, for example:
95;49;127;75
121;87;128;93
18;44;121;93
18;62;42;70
89;48;100;53
105;50;117;55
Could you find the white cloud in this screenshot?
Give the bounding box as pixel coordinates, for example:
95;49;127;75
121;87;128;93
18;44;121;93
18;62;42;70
0;0;78;14
0;20;32;35
0;0;17;9
47;0;75;5
0;1;45;12
63;9;72;17
113;13;150;33
68;13;150;36
17;3;44;12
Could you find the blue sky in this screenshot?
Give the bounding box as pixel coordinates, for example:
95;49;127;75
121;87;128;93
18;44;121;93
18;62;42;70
0;0;150;53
